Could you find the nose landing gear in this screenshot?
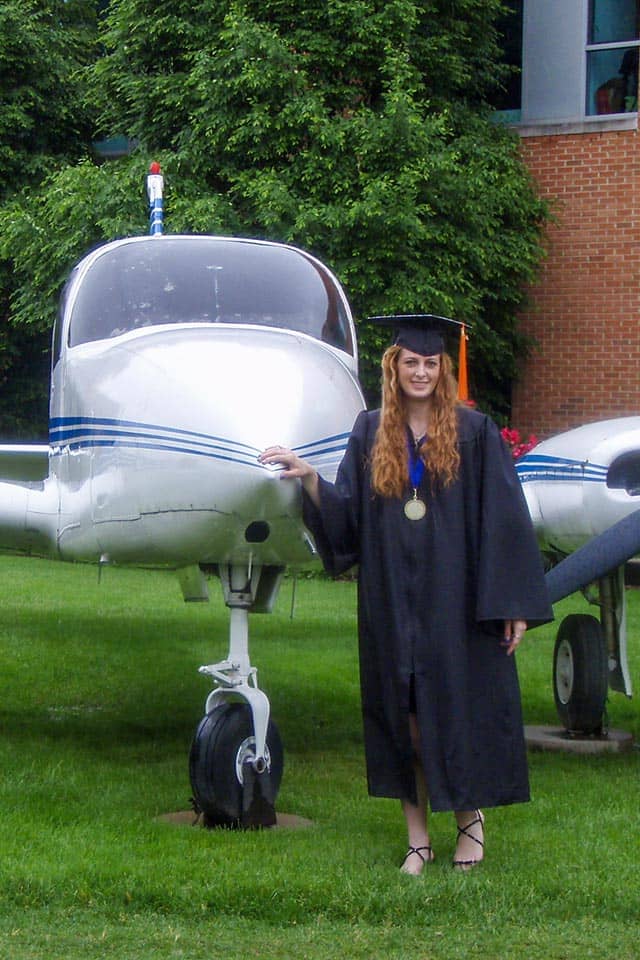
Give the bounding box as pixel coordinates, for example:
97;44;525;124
189;563;284;828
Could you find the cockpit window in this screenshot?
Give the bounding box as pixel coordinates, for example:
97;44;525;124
67;237;354;355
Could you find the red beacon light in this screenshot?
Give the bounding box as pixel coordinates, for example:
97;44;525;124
146;162;164;235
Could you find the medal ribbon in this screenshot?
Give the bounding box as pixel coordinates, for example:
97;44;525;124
407;438;425;491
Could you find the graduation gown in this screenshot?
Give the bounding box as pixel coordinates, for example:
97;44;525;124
303;405;553;812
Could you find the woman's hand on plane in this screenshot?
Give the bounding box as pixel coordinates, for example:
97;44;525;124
259;445;311;478
259;446;320;504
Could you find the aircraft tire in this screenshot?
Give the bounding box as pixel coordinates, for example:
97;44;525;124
553;614;608;734
189;702;284;827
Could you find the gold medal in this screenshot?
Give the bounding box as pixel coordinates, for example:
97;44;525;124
404;490;427;521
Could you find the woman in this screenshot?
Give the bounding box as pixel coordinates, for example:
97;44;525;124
260;315;552;873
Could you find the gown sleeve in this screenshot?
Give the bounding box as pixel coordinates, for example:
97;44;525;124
475;416;553;629
301;410;369;576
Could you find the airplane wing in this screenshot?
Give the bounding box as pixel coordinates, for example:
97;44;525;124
0;445;50;482
0;446;56;556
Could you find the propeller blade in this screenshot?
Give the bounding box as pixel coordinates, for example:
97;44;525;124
546;508;640;604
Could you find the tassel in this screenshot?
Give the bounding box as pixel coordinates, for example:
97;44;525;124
457;324;469;401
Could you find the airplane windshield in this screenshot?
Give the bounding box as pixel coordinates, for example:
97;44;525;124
68;237;353;355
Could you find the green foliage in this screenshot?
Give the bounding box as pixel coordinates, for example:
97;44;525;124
0;316;50;440
0;0;97;200
0;0;547;435
0;0;99;437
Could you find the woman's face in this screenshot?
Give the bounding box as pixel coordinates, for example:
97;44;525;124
397;349;441;401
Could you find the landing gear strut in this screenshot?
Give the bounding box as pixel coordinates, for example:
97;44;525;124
189;563;284;827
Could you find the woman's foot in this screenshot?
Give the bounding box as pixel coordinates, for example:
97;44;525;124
453;810;484;870
400;844;435;875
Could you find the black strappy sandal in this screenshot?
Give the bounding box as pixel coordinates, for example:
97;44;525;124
452;810;484;870
400;845;435;873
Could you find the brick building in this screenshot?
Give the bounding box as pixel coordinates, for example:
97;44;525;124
500;1;640;438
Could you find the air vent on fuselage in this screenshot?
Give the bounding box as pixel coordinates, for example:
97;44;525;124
245;521;270;543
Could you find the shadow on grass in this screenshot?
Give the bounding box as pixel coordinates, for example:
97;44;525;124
0;596;363;764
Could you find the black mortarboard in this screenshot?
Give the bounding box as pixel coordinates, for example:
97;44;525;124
367;314;467;357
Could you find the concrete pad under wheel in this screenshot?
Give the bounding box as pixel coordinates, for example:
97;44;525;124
524;724;634;754
157;810;314;829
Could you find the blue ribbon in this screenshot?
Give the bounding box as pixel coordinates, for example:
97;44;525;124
407;437;425;489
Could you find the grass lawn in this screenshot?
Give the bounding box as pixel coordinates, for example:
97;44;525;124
0;556;638;959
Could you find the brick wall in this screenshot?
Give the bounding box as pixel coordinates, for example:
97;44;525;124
511;127;640;439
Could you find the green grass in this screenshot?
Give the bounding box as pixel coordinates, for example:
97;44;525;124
0;556;638;959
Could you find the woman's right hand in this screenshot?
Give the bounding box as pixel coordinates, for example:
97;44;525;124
258;445;311;477
259;446;320;504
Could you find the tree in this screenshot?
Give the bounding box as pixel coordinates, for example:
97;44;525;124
0;0;99;437
0;0;97;199
0;0;546;432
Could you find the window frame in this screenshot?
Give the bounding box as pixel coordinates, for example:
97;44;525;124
513;0;639;134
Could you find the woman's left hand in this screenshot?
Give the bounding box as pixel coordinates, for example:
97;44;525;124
502;619;527;656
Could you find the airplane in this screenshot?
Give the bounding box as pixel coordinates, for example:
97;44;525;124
517;419;640;736
1;165;638;827
0;165;366;827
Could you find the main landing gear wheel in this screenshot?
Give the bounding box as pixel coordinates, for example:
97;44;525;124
189;702;284;828
553;614;608;735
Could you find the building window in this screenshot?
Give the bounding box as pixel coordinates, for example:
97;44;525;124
493;1;523;119
587;0;639;114
506;0;640;127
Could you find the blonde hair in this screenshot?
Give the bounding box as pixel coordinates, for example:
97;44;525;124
371;345;460;498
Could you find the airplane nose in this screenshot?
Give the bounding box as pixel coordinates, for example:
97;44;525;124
75;325;364;565
124;327;358;454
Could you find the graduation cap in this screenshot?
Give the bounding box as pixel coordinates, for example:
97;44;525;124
368;313;471;401
367;313;467;357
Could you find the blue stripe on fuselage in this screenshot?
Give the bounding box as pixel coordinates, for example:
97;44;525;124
48;417;349;468
516;454;607;484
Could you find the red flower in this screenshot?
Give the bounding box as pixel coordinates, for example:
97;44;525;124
500;427;537;461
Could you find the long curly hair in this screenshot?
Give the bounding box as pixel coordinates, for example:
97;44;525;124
371;345;460;498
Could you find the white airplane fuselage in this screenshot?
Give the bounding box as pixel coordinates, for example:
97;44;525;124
517;417;640;556
0;235;365;570
51;324;361;566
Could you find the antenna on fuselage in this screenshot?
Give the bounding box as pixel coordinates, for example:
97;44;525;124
146;161;164;236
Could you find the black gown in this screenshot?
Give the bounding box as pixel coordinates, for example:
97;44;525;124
303;405;553;812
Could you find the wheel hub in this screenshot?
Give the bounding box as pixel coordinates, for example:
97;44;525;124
235;736;272;784
555;637;574;705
